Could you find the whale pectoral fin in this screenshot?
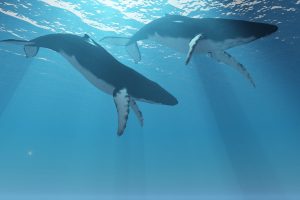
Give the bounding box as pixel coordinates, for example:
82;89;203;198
100;36;141;63
185;33;204;65
211;51;256;87
113;88;130;136
24;45;39;58
130;99;144;127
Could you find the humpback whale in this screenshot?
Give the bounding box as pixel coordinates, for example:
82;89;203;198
0;33;178;136
101;15;278;87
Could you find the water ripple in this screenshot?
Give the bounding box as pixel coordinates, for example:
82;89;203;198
0;7;55;32
41;0;119;33
0;0;299;51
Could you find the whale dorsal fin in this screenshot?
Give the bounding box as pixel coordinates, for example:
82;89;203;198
24;45;39;58
185;33;204;65
83;34;90;39
113;88;130;136
83;34;102;47
83;34;93;43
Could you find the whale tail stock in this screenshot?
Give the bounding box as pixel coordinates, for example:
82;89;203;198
100;36;141;64
0;39;39;58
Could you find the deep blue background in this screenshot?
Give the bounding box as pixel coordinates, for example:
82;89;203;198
0;0;299;199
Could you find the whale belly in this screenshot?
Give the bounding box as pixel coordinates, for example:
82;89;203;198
60;51;114;95
148;33;219;54
196;37;256;51
148;33;255;54
148;33;190;53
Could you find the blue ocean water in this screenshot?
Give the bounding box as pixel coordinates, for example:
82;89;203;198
0;0;299;200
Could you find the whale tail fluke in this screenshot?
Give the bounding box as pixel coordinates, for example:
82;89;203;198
100;36;141;63
0;39;39;58
23;45;39;58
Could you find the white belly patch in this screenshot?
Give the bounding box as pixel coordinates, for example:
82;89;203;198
60;51;114;95
148;32;255;54
148;33;190;53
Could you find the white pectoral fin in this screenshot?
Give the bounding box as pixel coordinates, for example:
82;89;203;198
113;88;131;136
130;99;144;126
185;34;203;65
211;51;256;87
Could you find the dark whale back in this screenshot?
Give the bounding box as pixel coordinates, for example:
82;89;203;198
32;34;177;105
130;15;278;43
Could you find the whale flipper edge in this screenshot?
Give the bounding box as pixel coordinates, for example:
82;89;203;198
185;33;204;65
113;88;130;136
210;50;256;88
130;99;143;127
